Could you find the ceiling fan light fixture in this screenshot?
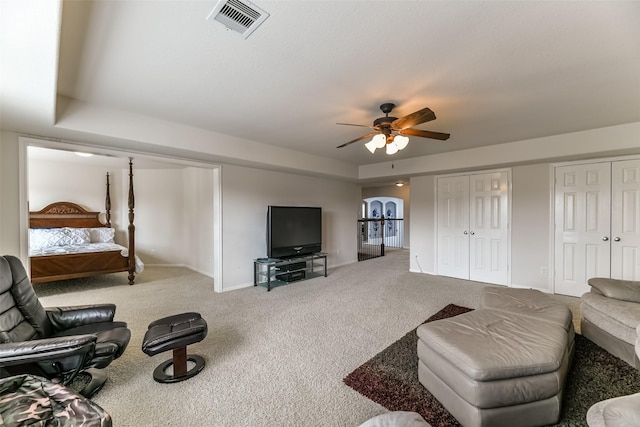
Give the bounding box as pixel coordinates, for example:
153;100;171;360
336;103;449;152
386;142;399;155
372;133;386;149
364;140;377;153
395;135;409;150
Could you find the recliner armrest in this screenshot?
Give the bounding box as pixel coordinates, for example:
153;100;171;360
46;304;116;331
0;335;96;366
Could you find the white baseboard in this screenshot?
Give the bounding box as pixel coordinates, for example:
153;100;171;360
409;268;436;275
331;261;354;269
222;282;254;292
142;263;186;268
187;266;215;278
142;263;214;278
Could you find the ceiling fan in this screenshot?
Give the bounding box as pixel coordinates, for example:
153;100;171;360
336;103;450;155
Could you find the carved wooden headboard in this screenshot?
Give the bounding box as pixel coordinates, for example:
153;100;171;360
29;202;106;228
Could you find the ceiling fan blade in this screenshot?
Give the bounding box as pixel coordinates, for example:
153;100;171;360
336;122;373;128
336;132;377;148
399;128;450;141
392;108;436;130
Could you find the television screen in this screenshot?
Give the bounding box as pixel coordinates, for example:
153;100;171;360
267;206;322;259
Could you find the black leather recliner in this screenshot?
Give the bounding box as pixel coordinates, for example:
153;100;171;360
0;255;131;397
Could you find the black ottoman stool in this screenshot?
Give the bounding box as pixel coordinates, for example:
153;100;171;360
142;312;208;383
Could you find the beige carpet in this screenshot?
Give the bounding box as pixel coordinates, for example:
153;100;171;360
35;250;580;427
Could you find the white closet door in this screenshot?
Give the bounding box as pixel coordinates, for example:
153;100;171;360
554;162;611;297
437;175;470;279
469;172;509;285
611;159;640;280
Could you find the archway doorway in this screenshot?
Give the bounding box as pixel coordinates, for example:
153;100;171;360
359;197;404;260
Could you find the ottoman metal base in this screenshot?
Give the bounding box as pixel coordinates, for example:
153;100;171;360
153;352;206;383
142;312;208;384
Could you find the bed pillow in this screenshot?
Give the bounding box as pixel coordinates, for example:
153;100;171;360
86;227;116;243
30;228;53;251
29;228;91;250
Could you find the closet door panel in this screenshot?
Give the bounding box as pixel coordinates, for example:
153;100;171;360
611;159;640;280
469;172;509;284
554;162;611;297
437;176;470;279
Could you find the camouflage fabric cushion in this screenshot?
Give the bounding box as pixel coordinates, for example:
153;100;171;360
0;375;111;427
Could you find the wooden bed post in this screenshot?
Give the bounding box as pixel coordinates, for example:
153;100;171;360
105;172;111;227
128;158;136;285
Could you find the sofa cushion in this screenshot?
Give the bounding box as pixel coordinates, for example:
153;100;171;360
481;287;573;332
581;292;640;345
588;278;640;304
587;393;640;427
417;309;568;381
417;337;572;408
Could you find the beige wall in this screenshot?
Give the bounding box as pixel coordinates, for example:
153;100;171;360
408;175;436;274
1;133;361;291
221;164;361;291
409;164;554;291
0;131;22;257
511;163;553;290
13;142;217;277
28;157;126;234
183;167;215;277
10;126;633;294
28;156;216;269
131;169;186;266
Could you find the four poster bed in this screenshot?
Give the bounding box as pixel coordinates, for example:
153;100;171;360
29;159;140;285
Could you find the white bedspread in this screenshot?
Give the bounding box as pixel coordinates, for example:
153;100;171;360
30;243;145;273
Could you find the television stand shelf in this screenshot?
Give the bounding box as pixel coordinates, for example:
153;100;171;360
253;253;327;291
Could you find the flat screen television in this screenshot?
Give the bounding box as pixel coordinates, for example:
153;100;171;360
267;206;322;259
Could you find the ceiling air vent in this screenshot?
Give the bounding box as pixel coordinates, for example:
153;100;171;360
207;0;270;39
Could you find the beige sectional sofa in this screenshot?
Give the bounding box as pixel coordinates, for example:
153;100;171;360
581;278;640;368
586;324;640;426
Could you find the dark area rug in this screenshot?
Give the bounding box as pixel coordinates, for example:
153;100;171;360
344;304;640;427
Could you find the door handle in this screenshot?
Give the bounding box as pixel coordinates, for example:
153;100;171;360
470;231;475;235
602;236;609;241
463;231;468;235
614;237;621;242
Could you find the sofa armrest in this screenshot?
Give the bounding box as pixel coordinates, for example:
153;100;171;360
588;278;640;304
0;335;96;366
46;304;116;331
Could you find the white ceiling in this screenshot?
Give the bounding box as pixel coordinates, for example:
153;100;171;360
2;0;639;181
